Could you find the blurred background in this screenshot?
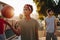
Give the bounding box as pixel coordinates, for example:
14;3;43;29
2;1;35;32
0;0;60;40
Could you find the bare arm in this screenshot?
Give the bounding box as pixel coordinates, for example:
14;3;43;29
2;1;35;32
10;26;21;36
44;20;47;36
3;20;12;32
45;20;47;29
4;20;21;36
4;20;12;27
54;18;57;33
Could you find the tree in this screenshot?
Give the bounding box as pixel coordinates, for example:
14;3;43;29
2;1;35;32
33;0;60;16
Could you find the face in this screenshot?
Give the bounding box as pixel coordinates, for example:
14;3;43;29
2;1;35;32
23;5;32;16
47;10;53;16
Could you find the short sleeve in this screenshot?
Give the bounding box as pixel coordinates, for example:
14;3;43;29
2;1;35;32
53;16;56;20
35;20;40;29
53;16;57;22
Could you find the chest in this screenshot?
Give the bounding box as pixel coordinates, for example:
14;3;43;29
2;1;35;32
21;20;36;31
46;17;54;23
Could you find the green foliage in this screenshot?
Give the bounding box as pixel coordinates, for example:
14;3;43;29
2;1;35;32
33;0;60;16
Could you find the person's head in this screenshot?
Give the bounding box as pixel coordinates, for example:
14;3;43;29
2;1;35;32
46;8;54;16
23;4;33;16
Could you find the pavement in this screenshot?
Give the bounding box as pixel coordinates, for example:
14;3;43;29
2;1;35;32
6;30;60;40
7;37;60;40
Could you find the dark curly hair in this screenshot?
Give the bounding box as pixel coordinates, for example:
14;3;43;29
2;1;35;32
24;4;33;12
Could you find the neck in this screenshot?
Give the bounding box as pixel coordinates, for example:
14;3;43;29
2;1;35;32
48;15;52;18
25;15;31;20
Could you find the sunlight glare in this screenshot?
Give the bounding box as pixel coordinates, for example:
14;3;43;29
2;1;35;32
0;0;37;17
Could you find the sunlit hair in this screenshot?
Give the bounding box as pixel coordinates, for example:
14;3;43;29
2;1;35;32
24;4;33;12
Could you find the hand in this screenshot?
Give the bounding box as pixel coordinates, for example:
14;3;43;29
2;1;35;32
54;31;57;35
54;32;56;35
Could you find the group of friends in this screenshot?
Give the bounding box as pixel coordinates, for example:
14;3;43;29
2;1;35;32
0;4;57;40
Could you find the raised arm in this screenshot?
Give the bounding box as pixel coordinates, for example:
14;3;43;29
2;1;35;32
4;20;21;36
10;25;21;36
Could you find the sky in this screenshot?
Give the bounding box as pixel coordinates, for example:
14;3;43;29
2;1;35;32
53;0;59;5
0;0;37;17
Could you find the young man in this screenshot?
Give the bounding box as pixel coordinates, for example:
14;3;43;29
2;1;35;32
10;4;40;40
45;8;57;40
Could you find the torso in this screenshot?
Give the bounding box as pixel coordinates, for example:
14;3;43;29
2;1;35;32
45;16;55;33
0;18;5;34
17;18;38;40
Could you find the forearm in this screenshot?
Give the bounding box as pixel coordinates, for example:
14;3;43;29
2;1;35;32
54;26;57;33
10;26;20;36
4;20;21;35
54;18;57;33
54;21;57;33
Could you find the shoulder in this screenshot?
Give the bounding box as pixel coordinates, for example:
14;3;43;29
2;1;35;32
18;19;25;22
0;18;5;21
0;18;3;20
31;18;39;25
17;19;25;24
52;16;56;18
52;16;56;20
31;18;38;22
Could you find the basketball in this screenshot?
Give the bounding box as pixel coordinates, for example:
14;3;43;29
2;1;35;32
1;5;14;18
